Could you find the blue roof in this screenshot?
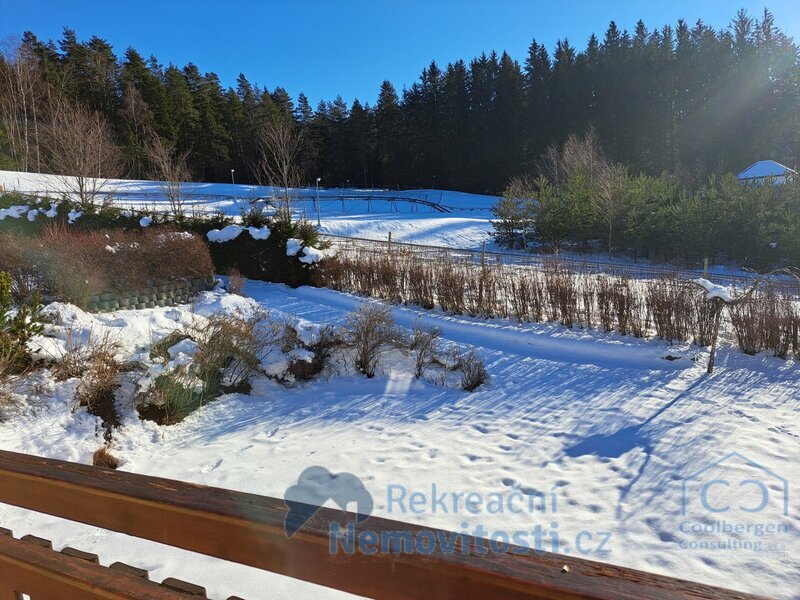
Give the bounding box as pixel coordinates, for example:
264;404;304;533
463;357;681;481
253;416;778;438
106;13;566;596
737;160;796;180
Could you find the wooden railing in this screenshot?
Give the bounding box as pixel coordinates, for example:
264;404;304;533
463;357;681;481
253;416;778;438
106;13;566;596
0;450;763;599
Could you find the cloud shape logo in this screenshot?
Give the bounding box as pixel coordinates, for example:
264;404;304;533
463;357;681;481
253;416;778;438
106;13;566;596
284;466;374;537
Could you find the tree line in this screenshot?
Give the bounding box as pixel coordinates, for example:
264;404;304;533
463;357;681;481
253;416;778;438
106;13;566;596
492;130;800;265
0;9;798;195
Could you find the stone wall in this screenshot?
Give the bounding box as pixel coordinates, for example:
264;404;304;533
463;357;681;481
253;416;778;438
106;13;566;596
86;276;215;313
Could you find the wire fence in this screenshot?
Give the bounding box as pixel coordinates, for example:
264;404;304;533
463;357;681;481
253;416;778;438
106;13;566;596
321;233;800;294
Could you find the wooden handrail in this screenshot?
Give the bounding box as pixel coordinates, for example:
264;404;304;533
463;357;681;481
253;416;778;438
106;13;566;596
0;450;763;599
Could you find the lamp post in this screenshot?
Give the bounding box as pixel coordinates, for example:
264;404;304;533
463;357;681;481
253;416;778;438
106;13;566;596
316;177;321;226
433;174;437;189
230;168;236;205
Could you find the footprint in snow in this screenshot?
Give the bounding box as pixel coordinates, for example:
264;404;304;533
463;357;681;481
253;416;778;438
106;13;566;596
200;458;223;474
472;425;490;434
729;409;759;422
769;425;799;438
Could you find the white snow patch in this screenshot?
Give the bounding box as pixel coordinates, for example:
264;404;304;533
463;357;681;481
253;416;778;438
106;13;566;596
207;225;245;243
286;238;303;256
693;278;734;302
299;245;326;264
0;205;27;220
139;216;153;227
247;226;271;240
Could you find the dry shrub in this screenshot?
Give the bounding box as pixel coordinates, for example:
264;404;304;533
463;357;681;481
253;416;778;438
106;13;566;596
760;286;794;358
466;264;499;318
646;277;694;342
343;303;397;378
15;225;213;304
580;276;596;328
436;259;467;314
74;333;123;441
509;271;533;322
611;277;648;337
0;234;47;302
545;264;578;327
730;293;763;355
410;324;440;379
407;258;435;309
92;447;119;469
226;268;245;296
731;285;796;357
596;276;614;331
694;293;724;347
191;311;281;391
458;349;489;392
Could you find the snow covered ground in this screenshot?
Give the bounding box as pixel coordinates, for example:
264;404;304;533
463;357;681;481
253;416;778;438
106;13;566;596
1;280;798;599
0;170;497;250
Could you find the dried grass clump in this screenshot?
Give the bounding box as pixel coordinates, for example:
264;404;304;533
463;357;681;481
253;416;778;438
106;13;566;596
92;447;119;469
74;333;123;441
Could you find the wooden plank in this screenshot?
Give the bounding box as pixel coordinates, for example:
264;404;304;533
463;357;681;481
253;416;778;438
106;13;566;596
0;450;764;600
0;534;186;599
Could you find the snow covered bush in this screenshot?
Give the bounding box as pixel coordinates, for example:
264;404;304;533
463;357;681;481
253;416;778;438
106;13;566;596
203;213;327;288
138;309;335;423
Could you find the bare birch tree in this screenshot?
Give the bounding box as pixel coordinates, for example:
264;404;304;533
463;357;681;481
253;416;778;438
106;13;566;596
538;129;608;191
145;131;192;222
0;37;44;172
45;102;122;208
251;118;305;216
592;163;630;255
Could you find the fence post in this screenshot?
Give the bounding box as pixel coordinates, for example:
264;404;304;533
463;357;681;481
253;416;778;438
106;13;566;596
481;241;486;266
703;257;709;279
387;231;392;256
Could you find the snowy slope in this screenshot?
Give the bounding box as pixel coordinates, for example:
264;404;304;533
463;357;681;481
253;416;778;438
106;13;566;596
0;170;497;249
1;281;798;599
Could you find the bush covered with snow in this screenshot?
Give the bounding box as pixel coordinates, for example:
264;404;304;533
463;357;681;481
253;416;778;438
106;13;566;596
202;214;327;288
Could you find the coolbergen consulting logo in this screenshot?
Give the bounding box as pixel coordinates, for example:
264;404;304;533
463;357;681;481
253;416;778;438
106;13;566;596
677;451;789;554
283;466;611;557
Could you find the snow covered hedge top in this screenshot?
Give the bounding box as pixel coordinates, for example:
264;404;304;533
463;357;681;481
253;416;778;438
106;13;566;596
206;224;271;243
206;226;326;265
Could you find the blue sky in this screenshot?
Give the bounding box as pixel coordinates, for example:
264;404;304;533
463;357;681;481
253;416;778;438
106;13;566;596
1;0;799;106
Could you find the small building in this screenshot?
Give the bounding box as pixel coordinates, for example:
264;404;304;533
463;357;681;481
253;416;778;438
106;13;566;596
737;160;796;185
